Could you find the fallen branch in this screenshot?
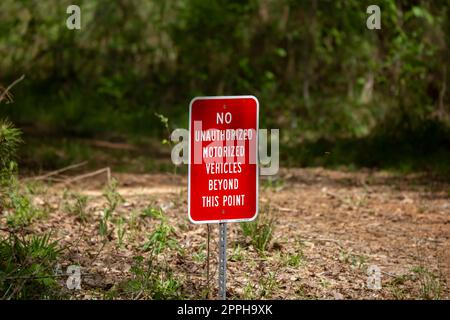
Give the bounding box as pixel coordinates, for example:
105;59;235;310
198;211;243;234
62;167;111;185
22;161;88;182
0;75;25;104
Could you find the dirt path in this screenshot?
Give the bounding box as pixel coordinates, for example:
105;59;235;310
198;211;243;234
11;168;449;299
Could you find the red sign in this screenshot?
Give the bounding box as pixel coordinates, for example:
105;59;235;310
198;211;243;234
188;96;259;224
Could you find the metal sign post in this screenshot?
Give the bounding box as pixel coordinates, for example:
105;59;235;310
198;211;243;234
218;222;227;300
187;96;259;300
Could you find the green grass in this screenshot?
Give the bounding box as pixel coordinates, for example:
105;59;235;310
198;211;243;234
99;179;123;240
411;266;442;300
115;255;183;300
141;206;166;220
284;252;304;268
62;191;89;223
338;249;368;270
240;214;275;253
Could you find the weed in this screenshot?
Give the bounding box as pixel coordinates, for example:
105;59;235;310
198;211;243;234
262;177;284;191
242;282;256;299
193;246;206;264
128;209;139;231
99;179;123;240
98;208;112;240
115;217;126;248
63;191;88;222
143;221;179;255
411;266;442;300
387;274;410;299
240;214;275;253
4;177;46;228
121;255;182;299
320;279;331;288
142;206;166;220
284;251;304;268
103;178;123;211
230;244;244;262
339;249;367;269
258;271;278;298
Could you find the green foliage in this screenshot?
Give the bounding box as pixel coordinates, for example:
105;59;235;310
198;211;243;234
141;206;166;220
121;255;182;300
230;243;244;262
0;233;63;299
112;216;126;248
411;266;442;300
143;221;180;255
0;119;22;169
284;252;304;268
103;178;123;212
240;214;275;253
192;246;206;264
62;191;88;223
1;1;449;172
0;120;22;209
99;178;123;240
339;249;367;270
3;176;47;228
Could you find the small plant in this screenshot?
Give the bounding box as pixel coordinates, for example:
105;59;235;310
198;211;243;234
193;249;206;264
98;208;112;239
262;177;284;191
387;274;410;299
242;282;256;299
115;217;126;248
99;179;123;240
0;233;63;299
240;214;275;253
4;177;46;228
230;244;244;262
63;191;88;222
128;209;139;230
258;271;278;298
121;255;182;299
103;178;123;211
411;266;442;300
155;113;178;174
141;206;165;220
143;221;180;255
339;249;367;269
285;252;304;268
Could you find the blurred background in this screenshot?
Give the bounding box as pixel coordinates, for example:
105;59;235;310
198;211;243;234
0;0;449;175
